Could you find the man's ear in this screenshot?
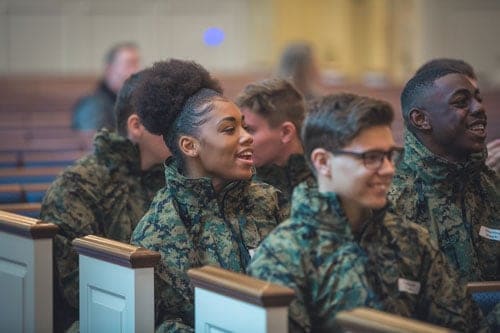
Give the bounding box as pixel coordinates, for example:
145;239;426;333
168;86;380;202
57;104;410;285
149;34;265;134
280;121;297;144
179;135;199;157
311;148;331;177
127;114;143;141
409;108;431;131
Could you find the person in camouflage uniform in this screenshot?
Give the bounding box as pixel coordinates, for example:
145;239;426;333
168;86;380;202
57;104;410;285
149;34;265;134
414;57;500;175
248;93;489;332
389;67;499;283
236;78;314;218
40;71;170;332
130;59;283;332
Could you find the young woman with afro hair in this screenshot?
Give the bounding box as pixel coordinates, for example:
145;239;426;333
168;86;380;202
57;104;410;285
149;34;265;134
130;59;284;332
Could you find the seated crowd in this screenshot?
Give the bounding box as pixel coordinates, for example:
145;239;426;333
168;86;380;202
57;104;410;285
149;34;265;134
28;56;499;332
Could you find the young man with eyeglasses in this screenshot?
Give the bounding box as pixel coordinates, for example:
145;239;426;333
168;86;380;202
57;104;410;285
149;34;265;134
389;67;499;284
248;93;488;332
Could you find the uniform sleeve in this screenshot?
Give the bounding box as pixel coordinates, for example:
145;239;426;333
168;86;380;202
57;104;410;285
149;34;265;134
247;239;311;333
131;202;196;330
422;242;491;332
248;235;381;333
40;169;102;315
485;303;500;332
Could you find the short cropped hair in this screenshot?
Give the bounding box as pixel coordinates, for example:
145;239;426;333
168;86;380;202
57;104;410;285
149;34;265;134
105;42;139;66
302;93;394;172
400;67;461;126
235;78;306;132
415;58;477;80
115;70;148;137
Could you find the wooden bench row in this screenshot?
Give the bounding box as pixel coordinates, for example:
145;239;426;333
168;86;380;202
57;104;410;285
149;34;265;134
0;183;49;203
0;166;62;184
0;136;91;152
1;210;498;333
0;150;85;168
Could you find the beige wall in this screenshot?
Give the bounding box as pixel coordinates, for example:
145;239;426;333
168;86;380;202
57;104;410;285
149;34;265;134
1;0;500;85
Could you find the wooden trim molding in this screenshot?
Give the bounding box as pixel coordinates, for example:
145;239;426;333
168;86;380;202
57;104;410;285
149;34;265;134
335;308;454;333
73;235;161;269
0;209;58;239
188;265;295;307
467;281;500;293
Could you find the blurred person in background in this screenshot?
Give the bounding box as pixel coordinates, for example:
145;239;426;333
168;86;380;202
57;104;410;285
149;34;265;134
72;42;141;133
277;41;322;101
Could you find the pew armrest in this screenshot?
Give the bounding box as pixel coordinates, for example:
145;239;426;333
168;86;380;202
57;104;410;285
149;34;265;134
467;281;500;293
73;234;160;268
188;265;295;307
0;209;57;238
335;307;455;333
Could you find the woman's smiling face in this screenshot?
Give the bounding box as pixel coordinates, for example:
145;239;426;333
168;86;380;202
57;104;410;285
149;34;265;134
192;99;254;190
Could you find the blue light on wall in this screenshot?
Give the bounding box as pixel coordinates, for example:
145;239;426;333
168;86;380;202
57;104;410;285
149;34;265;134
204;27;225;47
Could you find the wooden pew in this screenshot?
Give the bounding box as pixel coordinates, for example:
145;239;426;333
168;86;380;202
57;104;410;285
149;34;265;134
23;183;51;202
22;150;84;168
467;281;500;315
0;137;87;152
0;210;58;333
0;184;23;203
335;308;454;333
0;183;51;204
0;202;42;218
73;235;160;333
0;151;20;168
0;166;62;184
188;266;295;333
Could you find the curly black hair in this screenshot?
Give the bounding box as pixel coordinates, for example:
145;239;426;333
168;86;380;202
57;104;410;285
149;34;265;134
133;59;223;170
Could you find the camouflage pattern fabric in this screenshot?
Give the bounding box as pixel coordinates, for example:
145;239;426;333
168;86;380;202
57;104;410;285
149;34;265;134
248;178;382;333
40;129;165;332
131;157;283;332
389;131;500;282
248;179;490;333
254;154;314;219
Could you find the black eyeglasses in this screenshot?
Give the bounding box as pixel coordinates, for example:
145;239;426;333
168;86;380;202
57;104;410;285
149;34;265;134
331;147;404;170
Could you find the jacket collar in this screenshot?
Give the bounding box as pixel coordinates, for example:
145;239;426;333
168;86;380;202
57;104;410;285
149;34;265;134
257;154;311;185
291;180;354;239
163;157;246;201
402;131;486;184
291;179;388;241
93;129;142;175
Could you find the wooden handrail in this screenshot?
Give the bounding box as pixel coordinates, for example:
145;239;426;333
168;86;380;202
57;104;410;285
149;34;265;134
467;281;500;293
335;308;454;333
0;209;57;239
0;166;63;177
73;235;161;269
188;265;295;307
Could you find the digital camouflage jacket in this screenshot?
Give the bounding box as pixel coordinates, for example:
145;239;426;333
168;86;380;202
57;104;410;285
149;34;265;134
389;131;499;282
247;179;382;333
254;154;314;219
131;157;283;333
40;129;165;332
248;179;489;333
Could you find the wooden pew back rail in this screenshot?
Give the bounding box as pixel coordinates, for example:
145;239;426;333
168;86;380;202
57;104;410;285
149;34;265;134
73;235;160;333
188;266;295;333
0;210;58;333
